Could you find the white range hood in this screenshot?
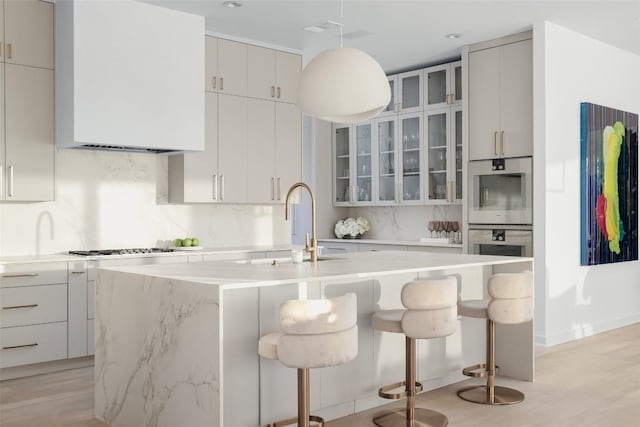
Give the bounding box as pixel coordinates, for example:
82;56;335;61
56;0;205;154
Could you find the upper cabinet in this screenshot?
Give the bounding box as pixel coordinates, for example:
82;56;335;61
468;37;532;160
218;39;247;97
247;46;301;104
379;70;423;117
1;0;55;202
424;61;461;110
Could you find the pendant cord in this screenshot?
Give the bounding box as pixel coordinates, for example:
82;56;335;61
339;0;344;48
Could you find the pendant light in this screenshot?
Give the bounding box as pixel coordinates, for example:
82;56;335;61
297;0;390;124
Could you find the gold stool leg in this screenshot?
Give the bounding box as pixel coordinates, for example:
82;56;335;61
266;368;324;427
374;337;448;427
457;319;525;405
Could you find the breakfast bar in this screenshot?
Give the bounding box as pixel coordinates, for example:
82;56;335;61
94;251;533;427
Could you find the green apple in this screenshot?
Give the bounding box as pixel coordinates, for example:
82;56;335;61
183;238;193;247
174;238;183;247
191;238;200;246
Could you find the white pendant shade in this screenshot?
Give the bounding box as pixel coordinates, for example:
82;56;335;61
297;47;391;124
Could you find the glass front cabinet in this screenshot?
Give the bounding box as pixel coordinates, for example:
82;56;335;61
425;105;462;204
378;70;423;117
333;122;375;206
424;61;462;110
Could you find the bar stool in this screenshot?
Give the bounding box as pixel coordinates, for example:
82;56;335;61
372;277;458;427
258;293;358;427
457;271;533;405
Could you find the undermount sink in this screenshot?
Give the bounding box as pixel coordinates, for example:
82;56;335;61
235;256;337;265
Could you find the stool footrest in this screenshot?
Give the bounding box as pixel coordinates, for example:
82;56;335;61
267;415;324;427
378;381;423;400
461;363;499;378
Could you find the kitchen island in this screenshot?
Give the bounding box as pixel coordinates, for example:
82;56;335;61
95;251;533;427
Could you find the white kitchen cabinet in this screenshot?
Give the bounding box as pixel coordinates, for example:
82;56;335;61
468;38;532;160
3;64;54;201
205;36;219;92
425;105;462;204
275;51;301;104
274;102;302;201
0;284;67;328
247;98;276;202
247;46;301;104
218;93;248;202
424;61;462;110
168;92;219;203
375;116;398;205
218;39;247;97
332;121;375;207
4;0;54;70
377;75;398;118
0;322;68;368
398;112;424;205
67;262;88;359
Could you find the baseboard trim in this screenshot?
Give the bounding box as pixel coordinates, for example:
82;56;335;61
0;356;94;381
535;313;640;347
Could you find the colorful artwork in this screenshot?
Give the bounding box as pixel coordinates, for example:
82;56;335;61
580;103;638;265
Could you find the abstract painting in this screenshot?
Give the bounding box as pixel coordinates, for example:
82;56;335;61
580;102;638;265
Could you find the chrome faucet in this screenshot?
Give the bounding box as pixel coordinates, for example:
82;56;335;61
285;182;318;263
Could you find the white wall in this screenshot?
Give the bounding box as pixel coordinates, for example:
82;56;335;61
0;149;289;256
535;22;640;345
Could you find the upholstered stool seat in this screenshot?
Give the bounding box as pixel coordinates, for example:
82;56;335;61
258;293;358;427
457;272;533;406
372;277;458;427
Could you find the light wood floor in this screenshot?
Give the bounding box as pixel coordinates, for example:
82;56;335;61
1;323;639;426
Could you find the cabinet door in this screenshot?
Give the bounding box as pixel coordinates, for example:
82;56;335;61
275;102;302;202
248;45;275;101
183;92;219;202
205;36;219;92
354;122;374;205
0;64;4;201
425;108;449;203
451;107;463;201
5;64;54;201
377;75;398;117
399;70;422;114
333;124;352;206
424;64;449;110
218;94;248;202
399;113;423;204
247;98;276;202
275;51;301;104
375;117;397;205
451;61;463;104
4;0;54;69
468;47;500;160
218;39;247;97
500;39;533;158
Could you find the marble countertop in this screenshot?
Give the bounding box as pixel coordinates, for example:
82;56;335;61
318;238;463;249
0;245;295;266
100;251;532;290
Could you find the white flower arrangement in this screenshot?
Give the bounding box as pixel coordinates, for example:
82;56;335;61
334;216;371;239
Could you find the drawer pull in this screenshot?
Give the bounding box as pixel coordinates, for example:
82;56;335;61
1;273;39;278
3;343;38;350
2;304;39;310
71;271;85;274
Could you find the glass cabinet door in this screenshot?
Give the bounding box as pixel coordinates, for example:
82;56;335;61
451;61;462;104
376;118;397;203
399;114;422;203
426;109;448;201
452;107;463;200
334;125;352;204
379;76;398;117
424;64;449;109
399;70;422;113
355;122;373;203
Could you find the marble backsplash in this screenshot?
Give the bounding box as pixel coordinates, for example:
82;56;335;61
0;150;290;256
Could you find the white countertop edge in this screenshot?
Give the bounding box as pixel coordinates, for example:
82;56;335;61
318;238;463;249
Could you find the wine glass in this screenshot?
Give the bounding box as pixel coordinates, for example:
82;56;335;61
427;221;435;238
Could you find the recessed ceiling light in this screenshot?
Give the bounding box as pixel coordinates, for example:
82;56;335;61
445;33;461;39
222;1;242;8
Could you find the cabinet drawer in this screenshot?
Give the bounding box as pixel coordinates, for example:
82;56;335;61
0;263;67;288
88;318;95;355
0;322;68;368
88;280;95;320
1;284;67;328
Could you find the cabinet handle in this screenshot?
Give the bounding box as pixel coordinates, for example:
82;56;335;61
220;77;224;90
2;304;38;310
3;343;38;350
212;76;217;90
220;175;225;200
277;177;281;200
500;130;505;156
70;271;85;274
271;177;275;200
271;86;275;98
213;174;218;200
493;132;498;156
7;43;12;59
8;165;14;197
277;87;281;99
1;273;38;278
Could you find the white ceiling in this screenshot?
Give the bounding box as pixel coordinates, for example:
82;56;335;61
143;0;640;73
